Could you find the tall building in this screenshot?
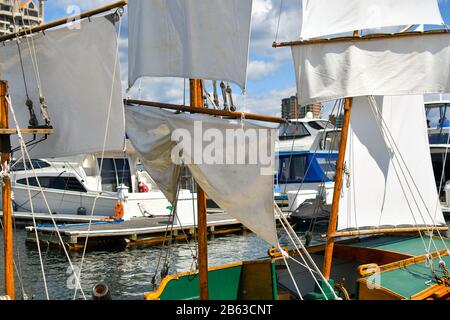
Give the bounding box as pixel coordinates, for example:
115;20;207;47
0;0;44;36
281;96;301;120
281;96;323;120
299;103;322;119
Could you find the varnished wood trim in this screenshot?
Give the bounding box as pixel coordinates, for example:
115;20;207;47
273;29;450;48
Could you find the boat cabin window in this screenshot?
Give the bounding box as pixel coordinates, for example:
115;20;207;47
279;122;310;140
98;158;132;193
16;177;87;192
279;155;307;182
426;103;450;128
431;153;450;200
12;159;51;171
320;131;341;151
317;157;336;180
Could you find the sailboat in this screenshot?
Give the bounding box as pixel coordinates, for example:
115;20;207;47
143;0;450;300
2;0;450;301
0;0;288;300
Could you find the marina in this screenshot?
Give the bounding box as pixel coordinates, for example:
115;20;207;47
24;213;248;250
2;0;450;303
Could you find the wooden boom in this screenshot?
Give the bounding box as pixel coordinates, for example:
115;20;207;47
125;99;286;124
0;0;128;43
272;29;450;48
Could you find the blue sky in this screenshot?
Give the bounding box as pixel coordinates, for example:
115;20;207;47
43;0;450;117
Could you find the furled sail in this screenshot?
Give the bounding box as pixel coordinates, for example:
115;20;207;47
125;105;278;246
292;33;450;106
0;15;125;158
300;0;443;40
338;95;446;231
128;0;253;90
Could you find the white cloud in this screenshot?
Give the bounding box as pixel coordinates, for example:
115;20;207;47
247;60;279;81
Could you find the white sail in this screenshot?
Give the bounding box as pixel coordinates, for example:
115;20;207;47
292;33;450;106
128;0;253;90
0;15;125;158
300;0;443;40
125;105;278;246
337;95;446;231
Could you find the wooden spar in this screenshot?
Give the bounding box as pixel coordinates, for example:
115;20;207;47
190;80;209;300
272;28;450;48
322;97;353;280
0;0;128;43
125;99;286;124
0;79;13;300
331;226;449;238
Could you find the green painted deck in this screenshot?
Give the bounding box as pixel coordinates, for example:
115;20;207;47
376;255;450;298
350;236;450;256
351;236;450;298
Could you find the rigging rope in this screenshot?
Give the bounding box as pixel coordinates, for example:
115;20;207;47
20;9;51;126
73;13;123;300
11;5;38;127
367;96;446;276
6;95;82;299
276;203;339;300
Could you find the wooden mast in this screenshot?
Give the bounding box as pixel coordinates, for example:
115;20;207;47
0;78;13;299
322;97;352;279
322;30;359;280
190;79;209;300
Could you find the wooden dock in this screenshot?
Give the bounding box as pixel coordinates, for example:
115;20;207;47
25;213;247;250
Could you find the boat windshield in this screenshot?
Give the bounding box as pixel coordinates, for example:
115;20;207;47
279;122;310;140
98;158;132;192
12;159;51;171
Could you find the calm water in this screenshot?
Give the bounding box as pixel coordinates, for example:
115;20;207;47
0;223;327;300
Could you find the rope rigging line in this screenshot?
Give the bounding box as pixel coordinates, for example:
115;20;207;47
277;215;330;300
11;4;39;127
282;98;342;216
368;96;448;237
274;0;284;44
20;9;51;126
367;96;447;276
276;203;339;300
307;100;343;233
428;103;450;256
73;12;124;300
6;95;83;299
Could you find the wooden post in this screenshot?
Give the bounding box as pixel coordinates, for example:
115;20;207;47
190;79;209;300
0;80;13;299
322;97;353;279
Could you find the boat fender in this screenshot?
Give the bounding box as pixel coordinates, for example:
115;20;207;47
139;182;149;193
357;264;379;278
114;200;125;220
92;283;112;300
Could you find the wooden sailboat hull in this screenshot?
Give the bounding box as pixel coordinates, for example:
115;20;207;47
145;260;278;300
147;235;450;300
